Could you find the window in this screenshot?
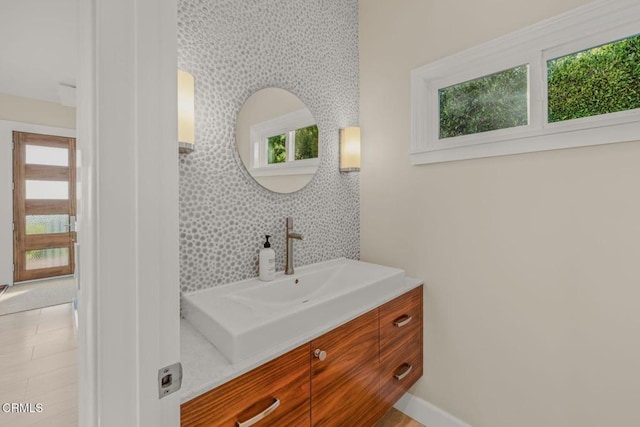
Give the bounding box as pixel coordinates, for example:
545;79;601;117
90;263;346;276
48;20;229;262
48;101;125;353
265;124;318;165
411;0;640;164
439;65;529;138
267;134;287;164
547;33;640;123
250;108;319;176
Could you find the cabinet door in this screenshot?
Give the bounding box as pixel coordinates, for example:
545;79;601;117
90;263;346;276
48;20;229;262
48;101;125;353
311;309;380;427
181;344;311;426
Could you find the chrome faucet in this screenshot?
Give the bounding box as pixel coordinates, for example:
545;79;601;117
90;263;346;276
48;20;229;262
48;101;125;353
285;217;303;275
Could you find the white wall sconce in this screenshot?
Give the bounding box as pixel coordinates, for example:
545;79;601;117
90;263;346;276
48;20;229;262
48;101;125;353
178;70;195;154
339;127;360;172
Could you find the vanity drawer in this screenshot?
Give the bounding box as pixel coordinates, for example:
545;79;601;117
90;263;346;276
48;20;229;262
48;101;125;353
379;332;423;418
379;285;423;355
181;344;311;427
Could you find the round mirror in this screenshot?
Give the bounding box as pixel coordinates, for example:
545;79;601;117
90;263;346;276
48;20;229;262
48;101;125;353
235;88;319;193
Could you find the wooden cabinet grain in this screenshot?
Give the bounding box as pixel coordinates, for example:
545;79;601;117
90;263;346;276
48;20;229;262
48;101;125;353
181;285;423;427
311;309;380;427
181;344;311;427
379;286;423;419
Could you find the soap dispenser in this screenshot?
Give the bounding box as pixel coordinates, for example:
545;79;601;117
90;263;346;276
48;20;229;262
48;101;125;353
259;235;276;281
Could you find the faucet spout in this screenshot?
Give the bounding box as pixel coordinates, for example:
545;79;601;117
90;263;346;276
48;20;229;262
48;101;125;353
285;217;303;275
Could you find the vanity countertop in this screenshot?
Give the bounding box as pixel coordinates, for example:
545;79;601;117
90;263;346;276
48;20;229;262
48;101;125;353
179;276;423;403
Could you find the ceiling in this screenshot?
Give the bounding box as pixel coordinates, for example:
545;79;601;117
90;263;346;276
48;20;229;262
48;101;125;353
0;0;78;104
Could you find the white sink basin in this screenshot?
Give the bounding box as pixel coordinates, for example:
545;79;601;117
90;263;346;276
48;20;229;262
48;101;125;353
181;258;405;363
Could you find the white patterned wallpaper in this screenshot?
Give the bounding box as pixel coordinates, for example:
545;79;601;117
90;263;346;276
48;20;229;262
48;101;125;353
177;0;360;292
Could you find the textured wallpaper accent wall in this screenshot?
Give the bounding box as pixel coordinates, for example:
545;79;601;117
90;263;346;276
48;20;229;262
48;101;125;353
177;0;360;292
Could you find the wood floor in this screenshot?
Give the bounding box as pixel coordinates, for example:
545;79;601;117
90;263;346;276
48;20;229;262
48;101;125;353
378;407;424;427
0;303;77;427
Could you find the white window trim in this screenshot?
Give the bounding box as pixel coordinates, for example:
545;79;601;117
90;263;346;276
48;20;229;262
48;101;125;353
410;0;640;165
249;108;319;176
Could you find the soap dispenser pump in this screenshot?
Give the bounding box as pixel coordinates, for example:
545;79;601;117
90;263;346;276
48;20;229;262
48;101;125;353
259;235;276;281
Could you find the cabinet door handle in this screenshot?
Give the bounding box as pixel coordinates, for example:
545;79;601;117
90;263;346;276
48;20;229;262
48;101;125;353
393;314;412;327
236;398;280;427
314;349;327;361
394;363;413;381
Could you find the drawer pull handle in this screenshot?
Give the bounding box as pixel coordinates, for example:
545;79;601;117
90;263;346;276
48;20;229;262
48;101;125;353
236;398;280;427
393;314;412;327
394;364;413;381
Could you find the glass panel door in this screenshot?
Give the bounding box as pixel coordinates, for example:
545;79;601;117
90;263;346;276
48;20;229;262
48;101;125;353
13;131;76;282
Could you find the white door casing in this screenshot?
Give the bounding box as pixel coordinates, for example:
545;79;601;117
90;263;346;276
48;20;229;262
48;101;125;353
77;0;180;426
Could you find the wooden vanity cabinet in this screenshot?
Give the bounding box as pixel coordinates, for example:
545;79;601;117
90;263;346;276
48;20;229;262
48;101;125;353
180;344;311;427
378;286;423;419
181;285;423;427
310;309;380;427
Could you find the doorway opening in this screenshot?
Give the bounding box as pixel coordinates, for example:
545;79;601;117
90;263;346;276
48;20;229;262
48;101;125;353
1;131;78;315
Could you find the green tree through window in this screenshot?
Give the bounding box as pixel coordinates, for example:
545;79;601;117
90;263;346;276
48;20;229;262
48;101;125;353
267;134;286;164
439;65;529;139
294;125;318;160
266;126;318;164
547;33;640;122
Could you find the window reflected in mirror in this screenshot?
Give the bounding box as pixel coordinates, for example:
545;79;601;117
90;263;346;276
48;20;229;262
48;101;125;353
236;88;320;193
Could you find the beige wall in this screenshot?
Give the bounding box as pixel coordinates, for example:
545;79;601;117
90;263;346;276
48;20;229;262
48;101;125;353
0;93;75;129
360;1;640;426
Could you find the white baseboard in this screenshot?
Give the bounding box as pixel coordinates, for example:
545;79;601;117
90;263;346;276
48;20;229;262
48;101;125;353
394;392;473;427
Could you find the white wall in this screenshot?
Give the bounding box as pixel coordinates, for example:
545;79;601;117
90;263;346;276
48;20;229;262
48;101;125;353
0;121;13;286
0;93;76;129
360;1;640;426
0;95;75;285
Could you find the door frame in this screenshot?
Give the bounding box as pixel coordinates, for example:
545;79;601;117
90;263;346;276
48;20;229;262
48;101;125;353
0;121;75;287
78;0;180;426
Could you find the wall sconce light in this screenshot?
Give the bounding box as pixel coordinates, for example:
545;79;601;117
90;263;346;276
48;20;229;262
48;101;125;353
339;127;360;172
178;70;195;154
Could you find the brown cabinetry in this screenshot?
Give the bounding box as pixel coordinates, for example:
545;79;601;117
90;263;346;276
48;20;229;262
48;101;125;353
378;286;423;418
311;309;380;426
181;285;423;427
180;344;311;427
